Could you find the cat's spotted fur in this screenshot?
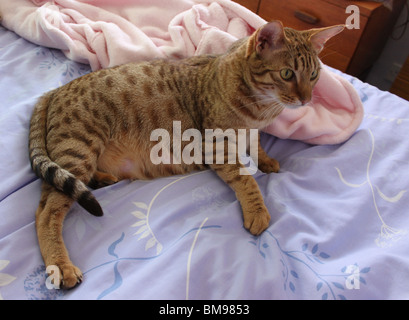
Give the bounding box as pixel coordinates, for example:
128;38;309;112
29;21;343;288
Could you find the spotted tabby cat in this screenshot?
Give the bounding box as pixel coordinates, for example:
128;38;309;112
29;21;344;288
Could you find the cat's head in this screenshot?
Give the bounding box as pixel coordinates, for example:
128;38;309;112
245;21;344;109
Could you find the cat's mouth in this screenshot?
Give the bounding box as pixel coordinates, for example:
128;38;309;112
278;94;312;109
261;93;310;110
282;99;311;109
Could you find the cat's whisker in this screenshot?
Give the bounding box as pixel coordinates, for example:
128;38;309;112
258;105;283;122
312;91;332;101
238;97;282;111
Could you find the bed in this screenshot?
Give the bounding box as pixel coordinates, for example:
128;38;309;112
1;2;409;301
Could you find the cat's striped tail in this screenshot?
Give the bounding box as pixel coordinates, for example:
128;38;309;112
28;92;103;217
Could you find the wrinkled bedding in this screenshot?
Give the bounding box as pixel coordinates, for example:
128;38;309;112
0;0;363;145
1;25;409;300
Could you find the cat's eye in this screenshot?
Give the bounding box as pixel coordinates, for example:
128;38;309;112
280;69;294;81
310;70;319;81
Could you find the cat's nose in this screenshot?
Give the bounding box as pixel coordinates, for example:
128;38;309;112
298;92;311;106
300;99;310;106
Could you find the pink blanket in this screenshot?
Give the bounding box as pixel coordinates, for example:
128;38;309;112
0;0;363;144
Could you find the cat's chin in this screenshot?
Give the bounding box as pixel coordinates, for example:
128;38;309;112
283;103;304;110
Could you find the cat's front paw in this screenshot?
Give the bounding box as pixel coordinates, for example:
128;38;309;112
47;263;83;289
258;157;280;174
243;206;271;236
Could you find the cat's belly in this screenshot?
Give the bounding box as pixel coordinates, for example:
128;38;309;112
96;139;202;180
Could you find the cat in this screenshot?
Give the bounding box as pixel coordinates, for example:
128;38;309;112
29;20;344;289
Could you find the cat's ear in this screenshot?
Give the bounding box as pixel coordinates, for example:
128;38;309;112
308;25;345;53
247;21;286;58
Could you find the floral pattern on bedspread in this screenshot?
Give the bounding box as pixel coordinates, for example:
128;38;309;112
0;260;16;300
1;26;409;300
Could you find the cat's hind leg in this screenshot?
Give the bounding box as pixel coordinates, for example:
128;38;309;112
36;182;82;289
